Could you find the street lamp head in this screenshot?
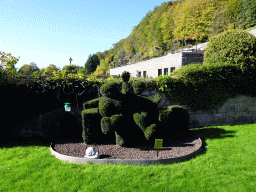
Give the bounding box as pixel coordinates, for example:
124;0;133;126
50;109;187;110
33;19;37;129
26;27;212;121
69;57;73;66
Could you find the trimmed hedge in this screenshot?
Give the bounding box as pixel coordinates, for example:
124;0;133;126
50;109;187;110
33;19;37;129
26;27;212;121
204;29;256;72
41;108;66;141
132;80;146;95
157;61;253;111
83;98;100;109
100;81;122;97
159;105;190;137
99;97;122;117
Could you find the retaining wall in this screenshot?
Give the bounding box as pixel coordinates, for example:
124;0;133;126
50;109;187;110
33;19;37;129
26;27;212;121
141;89;256;128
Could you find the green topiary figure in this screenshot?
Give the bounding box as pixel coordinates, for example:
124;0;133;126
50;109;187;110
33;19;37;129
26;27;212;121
204;29;256;72
81;72;191;147
159;105;190;138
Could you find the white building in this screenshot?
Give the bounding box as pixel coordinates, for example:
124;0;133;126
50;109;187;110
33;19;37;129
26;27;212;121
110;51;204;78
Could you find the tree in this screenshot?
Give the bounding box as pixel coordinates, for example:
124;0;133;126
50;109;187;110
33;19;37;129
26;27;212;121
18;62;40;75
236;0;256;29
93;59;111;75
62;65;80;74
84;54;100;74
208;5;229;38
77;67;88;75
0;51;20;75
43;64;60;75
173;0;221;42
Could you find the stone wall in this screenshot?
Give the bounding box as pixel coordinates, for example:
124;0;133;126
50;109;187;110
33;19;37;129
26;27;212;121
141;89;256;128
11;89;256;138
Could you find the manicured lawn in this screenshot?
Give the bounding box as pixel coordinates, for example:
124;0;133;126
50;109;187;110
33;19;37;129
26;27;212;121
1;123;256;192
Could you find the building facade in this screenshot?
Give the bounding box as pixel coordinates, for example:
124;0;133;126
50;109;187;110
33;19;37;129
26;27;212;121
110;52;204;78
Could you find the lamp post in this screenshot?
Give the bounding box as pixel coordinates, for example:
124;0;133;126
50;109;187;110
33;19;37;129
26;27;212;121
69;57;73;66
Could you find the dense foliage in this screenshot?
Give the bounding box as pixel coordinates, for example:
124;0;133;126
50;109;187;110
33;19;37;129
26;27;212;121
88;0;256;75
81;73;190;146
204;30;256;72
84;54;100;75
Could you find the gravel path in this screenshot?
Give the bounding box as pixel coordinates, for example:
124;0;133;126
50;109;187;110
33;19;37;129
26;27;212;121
52;131;202;160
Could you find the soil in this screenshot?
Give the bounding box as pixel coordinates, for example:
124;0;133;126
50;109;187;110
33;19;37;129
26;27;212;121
52;131;202;160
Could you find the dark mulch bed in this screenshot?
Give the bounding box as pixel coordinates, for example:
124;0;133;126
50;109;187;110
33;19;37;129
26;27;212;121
52;131;202;160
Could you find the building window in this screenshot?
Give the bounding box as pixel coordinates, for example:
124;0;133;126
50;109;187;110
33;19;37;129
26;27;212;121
164;68;168;75
158;69;162;76
171;67;175;73
143;71;146;78
138;71;141;77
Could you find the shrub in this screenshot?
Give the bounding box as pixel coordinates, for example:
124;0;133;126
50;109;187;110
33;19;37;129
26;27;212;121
144;124;157;141
133;112;148;130
204;29;256;72
167;105;190;131
163;62;245;111
121;81;134;95
132;80;146;95
159;105;190;137
99;97;121;117
121;71;130;82
153;93;161;104
100;81;121;98
41;108;66;141
83;98;100;109
81;108;101;144
101;117;112;134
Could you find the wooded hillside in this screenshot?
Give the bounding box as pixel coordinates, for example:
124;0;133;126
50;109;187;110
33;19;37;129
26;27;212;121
91;0;256;75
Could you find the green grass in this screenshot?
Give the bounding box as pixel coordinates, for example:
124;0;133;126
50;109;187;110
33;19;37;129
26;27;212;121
1;123;256;192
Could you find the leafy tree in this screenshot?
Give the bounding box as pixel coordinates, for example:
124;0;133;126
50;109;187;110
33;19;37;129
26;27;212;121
84;54;100;74
173;0;222;42
226;0;242;29
93;59;111;75
62;65;80;74
208;4;229;38
236;0;256;29
0;51;20;75
18;62;40;75
77;67;88;75
43;64;60;75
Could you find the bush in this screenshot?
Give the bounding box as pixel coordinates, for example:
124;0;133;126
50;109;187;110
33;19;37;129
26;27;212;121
121;81;134;95
83;98;100;109
159;105;190;137
132;80;146;95
153;93;161;104
100;81;121;98
81;108;101;144
161;62;245;111
167;105;190;131
133;112;148;130
41;108;66;141
99;97;122;117
121;71;130;82
204;29;256;72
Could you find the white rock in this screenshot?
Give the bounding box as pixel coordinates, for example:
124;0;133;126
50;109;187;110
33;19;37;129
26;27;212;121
84;147;100;159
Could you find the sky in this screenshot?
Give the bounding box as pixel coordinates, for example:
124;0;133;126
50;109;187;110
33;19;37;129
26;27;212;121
0;0;171;71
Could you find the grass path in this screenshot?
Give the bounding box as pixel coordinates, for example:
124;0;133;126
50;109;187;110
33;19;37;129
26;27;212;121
1;123;256;192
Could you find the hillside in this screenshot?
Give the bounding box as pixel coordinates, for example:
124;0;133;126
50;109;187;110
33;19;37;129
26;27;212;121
89;0;256;75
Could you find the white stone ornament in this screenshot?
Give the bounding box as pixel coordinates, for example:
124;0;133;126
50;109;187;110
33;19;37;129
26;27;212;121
84;147;100;159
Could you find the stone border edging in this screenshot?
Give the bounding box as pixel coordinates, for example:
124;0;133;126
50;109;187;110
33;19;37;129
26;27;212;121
50;135;202;165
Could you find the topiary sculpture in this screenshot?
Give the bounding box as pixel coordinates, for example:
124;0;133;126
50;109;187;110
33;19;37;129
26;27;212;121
204;29;256;72
81;73;190;147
